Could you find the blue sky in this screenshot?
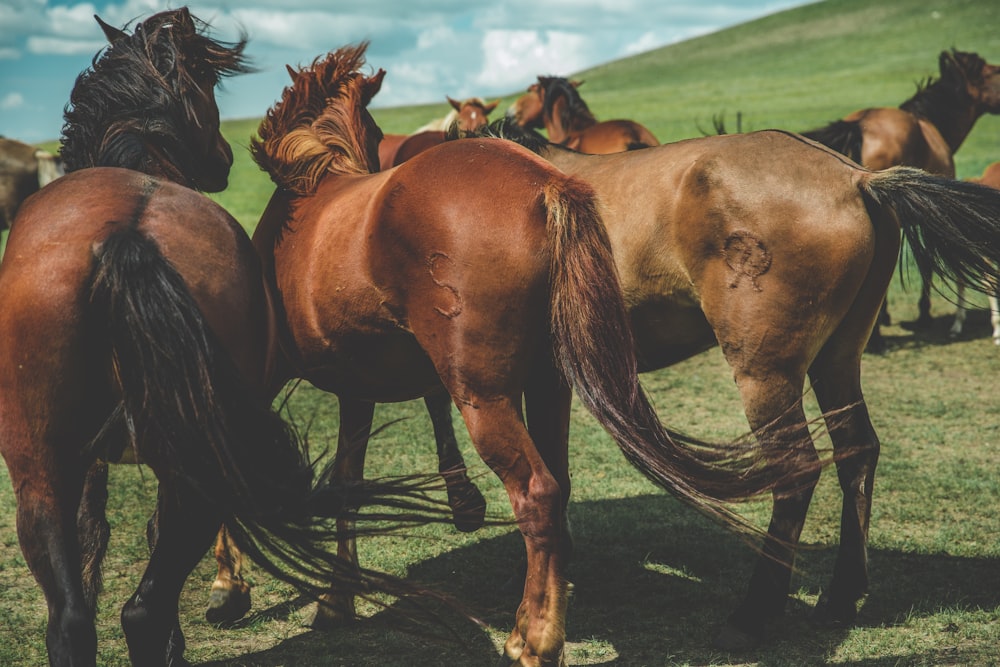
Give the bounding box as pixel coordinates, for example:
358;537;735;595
0;1;809;143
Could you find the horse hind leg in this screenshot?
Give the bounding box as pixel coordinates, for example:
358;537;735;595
949;282;968;337
990;293;1000;345
424;389;487;532
205;525;252;625
716;375;821;651
78;461;111;615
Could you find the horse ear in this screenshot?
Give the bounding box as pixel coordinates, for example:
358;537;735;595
363;69;386;105
484;99;501;113
94;14;128;43
447;96;461;111
286;64;298;81
571;79;584;88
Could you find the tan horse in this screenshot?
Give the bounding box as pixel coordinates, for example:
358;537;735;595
439;117;1000;651
506;75;659;153
227;43;829;667
803;49;1000;348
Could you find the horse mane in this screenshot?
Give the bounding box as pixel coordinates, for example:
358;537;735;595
538;76;597;130
60;8;249;177
460;116;553;155
251;43;382;196
899;49;984;120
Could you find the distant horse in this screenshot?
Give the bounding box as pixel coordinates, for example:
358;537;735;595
0;11;453;666
379;96;499;168
953;161;1000;343
0;137;63;229
802;49;1000;347
243;42;828;667
506;75;659;153
444;117;1000;650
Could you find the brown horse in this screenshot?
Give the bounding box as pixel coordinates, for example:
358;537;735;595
378;96;500;168
506;75;659;153
446;117;1000;650
802;49;1000;347
0;11;454;666
954;161;1000;343
240;42;830;667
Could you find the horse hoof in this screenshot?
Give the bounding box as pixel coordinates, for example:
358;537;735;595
310;599;356;630
205;585;252;626
448;483;487;533
811;593;858;629
713;621;762;652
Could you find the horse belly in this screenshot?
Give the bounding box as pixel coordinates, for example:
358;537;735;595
628;298;717;371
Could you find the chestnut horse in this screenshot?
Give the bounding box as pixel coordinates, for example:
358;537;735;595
506;75;659;153
0;11;453;666
446;117;1000;650
243;43;828;667
954;161;1000;344
378;96;500;168
802;49;1000;348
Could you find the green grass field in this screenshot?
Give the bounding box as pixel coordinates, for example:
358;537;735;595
3;0;1000;665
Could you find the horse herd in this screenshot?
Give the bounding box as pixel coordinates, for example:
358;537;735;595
2;8;1000;667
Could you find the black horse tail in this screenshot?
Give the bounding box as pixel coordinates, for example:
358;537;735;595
802;119;864;164
89;224;462;610
860;166;1000;293
543;178;825;535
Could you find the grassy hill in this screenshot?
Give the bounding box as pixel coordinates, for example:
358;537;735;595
214;0;1000;233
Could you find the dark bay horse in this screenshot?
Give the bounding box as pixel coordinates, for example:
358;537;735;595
0;11;453;666
448;117;1000;650
378;96;499;168
243;42;828;667
802;49;1000;346
506;75;659;153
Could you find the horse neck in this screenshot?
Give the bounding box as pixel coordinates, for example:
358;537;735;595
899;80;983;154
545;96;595;146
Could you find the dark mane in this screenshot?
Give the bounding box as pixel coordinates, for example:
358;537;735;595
251;42;383;196
899;49;983;121
60;8;249;176
461;116;553;155
539;76;597;130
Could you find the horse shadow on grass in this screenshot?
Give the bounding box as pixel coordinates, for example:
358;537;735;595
878;309;995;352
199;493;999;666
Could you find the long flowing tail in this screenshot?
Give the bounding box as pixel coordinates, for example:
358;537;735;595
543;179;823;533
89;224;464;608
860;166;1000;294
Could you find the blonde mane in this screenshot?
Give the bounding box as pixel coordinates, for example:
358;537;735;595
251;42;382;196
414;97;493;132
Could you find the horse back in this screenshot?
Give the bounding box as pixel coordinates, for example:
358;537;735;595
842;108;952;175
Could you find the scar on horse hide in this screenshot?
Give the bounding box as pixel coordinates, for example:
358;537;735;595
724;230;772;291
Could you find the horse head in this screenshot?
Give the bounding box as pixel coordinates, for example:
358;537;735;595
507;80;545;128
941;50;1000;114
61;8;251;192
447;96;499;133
253;43;386;195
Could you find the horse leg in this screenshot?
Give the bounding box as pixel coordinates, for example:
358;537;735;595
916;272;934;328
9;448;95;667
205;525;252;625
949;282;968;337
121;481;222;667
459;395;570;667
990;293;1000;345
424;389;487;532
807;361;880;627
715;375;821;651
310;397;375;630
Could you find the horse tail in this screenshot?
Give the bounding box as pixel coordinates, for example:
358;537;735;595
859;166;1000;292
802;120;864;164
89;224;460;608
542;179;819;533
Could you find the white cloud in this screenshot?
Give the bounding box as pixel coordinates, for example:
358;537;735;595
476;30;588;90
27;36;104;56
0;48;20;59
1;92;26;110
